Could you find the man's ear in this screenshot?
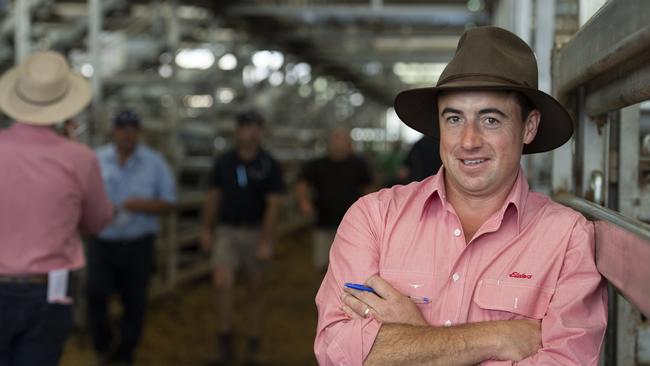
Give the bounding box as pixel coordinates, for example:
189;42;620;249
523;110;541;145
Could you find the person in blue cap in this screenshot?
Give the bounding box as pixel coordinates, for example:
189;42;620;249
87;109;177;365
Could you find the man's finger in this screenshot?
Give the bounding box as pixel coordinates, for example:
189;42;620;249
340;303;364;320
341;292;375;317
366;275;397;300
343;286;384;310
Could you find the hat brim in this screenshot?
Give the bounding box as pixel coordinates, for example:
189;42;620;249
0;67;92;125
394;81;574;154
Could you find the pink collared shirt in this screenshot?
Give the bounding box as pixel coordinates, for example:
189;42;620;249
0;123;113;274
315;168;607;365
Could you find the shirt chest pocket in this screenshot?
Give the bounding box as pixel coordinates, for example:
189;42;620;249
473;279;554;320
380;270;434;317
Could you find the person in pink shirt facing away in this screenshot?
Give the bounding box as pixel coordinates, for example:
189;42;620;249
0;51;113;366
315;26;607;365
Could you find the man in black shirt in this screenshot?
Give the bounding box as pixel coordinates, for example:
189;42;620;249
296;128;373;273
201;110;285;365
401;135;443;182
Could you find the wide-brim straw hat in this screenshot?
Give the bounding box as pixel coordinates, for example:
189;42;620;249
0;51;92;125
394;26;573;154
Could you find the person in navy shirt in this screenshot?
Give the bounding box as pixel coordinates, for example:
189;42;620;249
87;109;176;365
201;110;285;365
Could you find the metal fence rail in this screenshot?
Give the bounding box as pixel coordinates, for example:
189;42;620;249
554;194;650;318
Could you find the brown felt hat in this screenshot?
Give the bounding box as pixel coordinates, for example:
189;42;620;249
394;26;573;154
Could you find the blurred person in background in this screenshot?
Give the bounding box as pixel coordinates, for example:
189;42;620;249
375;140;406;187
0;51;113;366
87;109;176;365
399;135;442;183
295;128;373;274
201;110;285;365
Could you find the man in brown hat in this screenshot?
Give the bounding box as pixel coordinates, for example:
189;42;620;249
0;51;113;365
315;26;607;365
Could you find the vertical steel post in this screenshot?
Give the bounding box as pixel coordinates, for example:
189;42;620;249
14;0;30;63
88;0;103;147
616;104;642;366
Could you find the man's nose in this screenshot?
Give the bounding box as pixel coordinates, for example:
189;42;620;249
460;122;482;149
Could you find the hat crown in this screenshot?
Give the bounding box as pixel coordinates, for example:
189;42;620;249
16;51;70;105
438;26;538;88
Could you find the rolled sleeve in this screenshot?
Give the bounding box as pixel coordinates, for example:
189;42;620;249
517;218;607;365
314;197;383;365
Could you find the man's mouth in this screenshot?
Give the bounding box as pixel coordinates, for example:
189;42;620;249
461;159;487;165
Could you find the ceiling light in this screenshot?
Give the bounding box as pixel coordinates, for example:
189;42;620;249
349;92;364;107
183;95;214;108
218;53;238;71
175;48;215;70
269;71;284;86
158;64;173;78
393;62;447;85
252;50;284;71
216;88;235;104
80;63;94;78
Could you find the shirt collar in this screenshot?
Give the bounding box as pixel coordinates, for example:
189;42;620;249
108;143;143;165
421;166;529;234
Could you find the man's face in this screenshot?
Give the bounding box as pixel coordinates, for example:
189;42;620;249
112;125;140;154
327;128;352;159
437;90;539;199
235;123;262;147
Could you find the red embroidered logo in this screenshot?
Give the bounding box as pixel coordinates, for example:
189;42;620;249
509;271;533;279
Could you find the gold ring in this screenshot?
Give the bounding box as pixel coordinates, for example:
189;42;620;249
363;307;371;316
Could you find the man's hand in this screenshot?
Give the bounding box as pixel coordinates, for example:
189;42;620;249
200;228;213;253
494;319;542;361
340;275;428;326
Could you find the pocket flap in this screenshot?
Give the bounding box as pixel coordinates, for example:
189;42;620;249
474;279;554;319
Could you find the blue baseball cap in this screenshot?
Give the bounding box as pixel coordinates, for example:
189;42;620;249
113;109;141;128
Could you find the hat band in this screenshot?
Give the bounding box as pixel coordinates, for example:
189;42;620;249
437;73;532;88
14;80;70;106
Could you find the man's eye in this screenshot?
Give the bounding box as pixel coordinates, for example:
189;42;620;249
485;117;500;126
447;116;461;124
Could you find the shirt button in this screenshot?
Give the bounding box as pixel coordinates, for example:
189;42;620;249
453;228;461;237
444;320;452;327
452;273;460;282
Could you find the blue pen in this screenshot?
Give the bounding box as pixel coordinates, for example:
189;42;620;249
344;283;376;293
344;283;431;304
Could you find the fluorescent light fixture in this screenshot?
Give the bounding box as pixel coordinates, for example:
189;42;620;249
218;53;238;71
313;77;328;92
252;50;284;71
158;64;173;78
294;63;312;84
298;85;312;98
393;62;447;85
216;88;235;104
349;92;364;107
175;48;215;70
351;128;387;142
242;65;271;87
183;95;214;108
269;71;284;86
363;61;382;76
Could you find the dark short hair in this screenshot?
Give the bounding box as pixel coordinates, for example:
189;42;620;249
113;109;140;128
510;91;535;121
236;110;264;127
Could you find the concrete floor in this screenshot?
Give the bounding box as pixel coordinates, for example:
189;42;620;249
61;230;322;366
